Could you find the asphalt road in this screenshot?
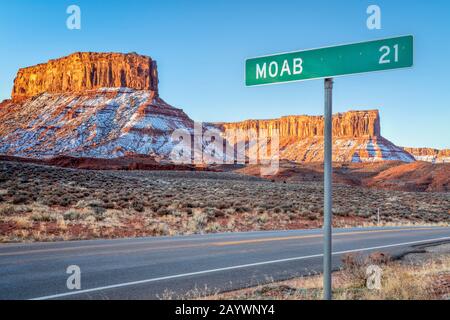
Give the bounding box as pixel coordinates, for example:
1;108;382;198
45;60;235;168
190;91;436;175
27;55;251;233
0;226;449;300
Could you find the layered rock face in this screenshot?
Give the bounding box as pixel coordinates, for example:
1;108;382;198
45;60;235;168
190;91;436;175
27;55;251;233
11;52;158;101
0;52;420;163
220;110;381;139
402;147;450;163
220;110;414;163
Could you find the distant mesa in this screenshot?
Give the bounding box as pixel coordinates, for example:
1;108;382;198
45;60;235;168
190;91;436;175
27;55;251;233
217;110;409;163
220;109;381;138
0;52;448;163
402;147;450;164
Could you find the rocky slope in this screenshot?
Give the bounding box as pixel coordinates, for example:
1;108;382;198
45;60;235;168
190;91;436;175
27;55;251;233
238;160;450;192
364;161;450;192
402;147;450;163
0;88;193;158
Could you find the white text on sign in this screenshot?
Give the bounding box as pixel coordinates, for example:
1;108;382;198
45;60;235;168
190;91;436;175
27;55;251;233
256;58;303;80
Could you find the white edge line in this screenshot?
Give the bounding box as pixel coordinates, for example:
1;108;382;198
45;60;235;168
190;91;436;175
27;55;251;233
30;235;450;300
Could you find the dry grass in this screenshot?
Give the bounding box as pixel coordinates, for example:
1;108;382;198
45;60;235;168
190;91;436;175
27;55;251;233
0;160;449;242
213;252;450;300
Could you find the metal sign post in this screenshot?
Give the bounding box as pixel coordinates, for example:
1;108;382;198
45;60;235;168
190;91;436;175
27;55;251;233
323;78;333;300
245;35;413;301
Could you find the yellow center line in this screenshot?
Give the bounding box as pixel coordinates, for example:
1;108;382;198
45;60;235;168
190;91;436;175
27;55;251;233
212;227;441;246
0;227;444;257
0;240;210;257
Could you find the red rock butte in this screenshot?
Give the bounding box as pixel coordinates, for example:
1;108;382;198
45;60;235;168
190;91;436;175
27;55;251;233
220;110;381;139
11;52;159;101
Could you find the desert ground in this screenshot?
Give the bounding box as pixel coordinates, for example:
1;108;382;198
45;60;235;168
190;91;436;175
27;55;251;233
207;243;450;300
0;159;449;242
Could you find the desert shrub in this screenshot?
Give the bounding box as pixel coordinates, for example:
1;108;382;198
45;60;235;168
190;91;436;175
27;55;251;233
170;210;183;217
57;196;71;207
226;218;236;230
368;252;391;265
204;207;225;218
286;212;296;220
12;193;32;205
204;201;218;208
341;253;368;286
91;212;104;222
63;209;82;221
18;176;29;184
281;204;293;212
213;209;226;217
7;188;17;196
156;207;171;216
188;212;208;233
257;213;269;224
223;208;233;215
0;204;30;216
12;216;32;228
0;205;15;216
205;222;221;233
51;190;64;198
216;202;229;210
40;196;60;206
148;222;169;236
91;206;106;220
333;207;350;217
103;201;115;209
183;202;194;208
357;209;372;217
120;195;131;202
31;213;57;222
132;201;145;212
116;201;128;209
76;200;106;220
76;199;105;210
235;206;250;213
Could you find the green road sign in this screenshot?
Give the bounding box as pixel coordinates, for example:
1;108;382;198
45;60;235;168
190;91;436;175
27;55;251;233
245;35;413;86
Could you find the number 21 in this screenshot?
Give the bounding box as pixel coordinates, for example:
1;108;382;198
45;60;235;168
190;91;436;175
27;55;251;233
379;44;398;64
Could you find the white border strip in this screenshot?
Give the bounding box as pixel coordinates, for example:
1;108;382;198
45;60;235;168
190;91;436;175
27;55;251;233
30;236;450;300
245;35;413;60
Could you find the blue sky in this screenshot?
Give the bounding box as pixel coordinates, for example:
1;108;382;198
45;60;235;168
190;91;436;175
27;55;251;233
0;0;449;149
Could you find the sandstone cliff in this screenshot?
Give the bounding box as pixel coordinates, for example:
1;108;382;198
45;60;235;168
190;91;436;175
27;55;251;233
11;52;158;101
219;110;381;139
218;110;413;162
402;147;450;163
